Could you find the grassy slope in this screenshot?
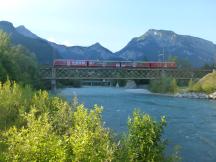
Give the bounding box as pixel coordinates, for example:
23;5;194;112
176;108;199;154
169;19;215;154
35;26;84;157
192;71;216;94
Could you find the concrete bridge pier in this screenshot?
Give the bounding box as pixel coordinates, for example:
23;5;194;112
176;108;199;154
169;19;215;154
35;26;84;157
125;80;137;88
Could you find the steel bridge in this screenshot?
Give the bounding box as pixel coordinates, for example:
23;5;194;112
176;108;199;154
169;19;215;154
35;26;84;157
39;67;212;91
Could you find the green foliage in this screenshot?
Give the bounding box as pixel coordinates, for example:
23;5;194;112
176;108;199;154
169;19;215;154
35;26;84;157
0;81;116;161
0;80;34;130
187;79;193;91
0;81;178;161
190;71;216;94
150;77;178;94
0;30;39;86
66;105;116;161
126;110;166;162
2;110;66;162
201;63;216;70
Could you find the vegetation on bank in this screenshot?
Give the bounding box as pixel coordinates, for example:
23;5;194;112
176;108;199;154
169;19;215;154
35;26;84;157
149;77;178;94
0;80;180;161
188;71;216;94
149;70;216;95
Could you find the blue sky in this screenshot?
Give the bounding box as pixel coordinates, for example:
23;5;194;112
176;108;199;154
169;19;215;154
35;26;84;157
0;0;215;52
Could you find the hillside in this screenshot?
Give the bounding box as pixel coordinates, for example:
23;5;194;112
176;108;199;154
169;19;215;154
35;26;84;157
50;42;119;60
0;21;60;64
192;71;216;93
117;29;216;67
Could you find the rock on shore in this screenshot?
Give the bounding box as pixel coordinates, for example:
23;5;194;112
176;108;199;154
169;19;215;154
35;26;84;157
175;92;209;99
175;92;216;100
209;92;216;100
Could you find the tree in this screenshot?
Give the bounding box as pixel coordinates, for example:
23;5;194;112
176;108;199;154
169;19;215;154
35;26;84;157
66;105;116;161
170;78;178;93
149;77;179;94
122;110;166;162
0;30;38;86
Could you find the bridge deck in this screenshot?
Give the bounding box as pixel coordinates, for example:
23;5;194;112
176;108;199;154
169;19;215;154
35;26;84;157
40;67;212;80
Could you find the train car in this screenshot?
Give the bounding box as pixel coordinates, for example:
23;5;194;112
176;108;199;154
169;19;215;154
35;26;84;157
53;59;68;66
149;62;176;68
53;59;176;69
69;60;87;67
88;60;120;68
53;59;87;67
165;62;176;68
120;61;150;68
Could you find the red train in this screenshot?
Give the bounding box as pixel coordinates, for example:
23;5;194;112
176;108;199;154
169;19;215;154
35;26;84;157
53;59;176;68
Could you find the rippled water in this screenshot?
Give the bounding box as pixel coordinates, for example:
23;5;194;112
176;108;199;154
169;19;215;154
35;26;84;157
58;87;216;162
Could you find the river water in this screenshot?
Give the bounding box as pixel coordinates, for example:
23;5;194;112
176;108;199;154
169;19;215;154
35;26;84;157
58;87;216;162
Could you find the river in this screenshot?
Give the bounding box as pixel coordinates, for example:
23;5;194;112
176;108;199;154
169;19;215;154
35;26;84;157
58;87;216;162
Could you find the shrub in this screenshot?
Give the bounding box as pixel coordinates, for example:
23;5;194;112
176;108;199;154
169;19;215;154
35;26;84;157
149;77;178;94
2;110;67;162
0;81;177;161
126;110;166;161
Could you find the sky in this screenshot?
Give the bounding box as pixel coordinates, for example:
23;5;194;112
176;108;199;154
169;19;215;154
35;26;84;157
0;0;215;52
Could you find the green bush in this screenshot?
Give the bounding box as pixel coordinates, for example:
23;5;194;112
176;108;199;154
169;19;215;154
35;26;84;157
2;110;67;162
149;77;178;94
0;81;178;161
0;80;34;130
0;30;39;87
126;110;166;161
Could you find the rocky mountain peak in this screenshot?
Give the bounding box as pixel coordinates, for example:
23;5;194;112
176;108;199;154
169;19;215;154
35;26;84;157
16;25;39;39
0;21;15;33
136;29;177;42
90;42;103;48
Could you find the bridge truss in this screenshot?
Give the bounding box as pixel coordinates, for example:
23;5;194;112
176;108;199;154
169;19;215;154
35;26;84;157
40;67;212;80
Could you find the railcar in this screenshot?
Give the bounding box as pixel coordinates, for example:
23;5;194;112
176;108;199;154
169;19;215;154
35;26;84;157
53;59;87;67
88;60;120;68
53;59;176;69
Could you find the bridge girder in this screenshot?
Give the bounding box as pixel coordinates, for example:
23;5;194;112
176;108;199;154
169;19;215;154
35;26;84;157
39;67;212;80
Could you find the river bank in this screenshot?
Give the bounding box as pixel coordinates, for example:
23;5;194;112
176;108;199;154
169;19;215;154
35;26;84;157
125;87;216;100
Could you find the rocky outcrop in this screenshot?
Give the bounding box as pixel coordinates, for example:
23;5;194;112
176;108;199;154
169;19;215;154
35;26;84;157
209;92;216;100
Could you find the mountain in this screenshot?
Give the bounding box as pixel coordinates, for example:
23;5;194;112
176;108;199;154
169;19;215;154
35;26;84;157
0;21;118;64
0;21;60;64
50;42;119;60
117;29;216;67
1;21;216;67
16;25;39;39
